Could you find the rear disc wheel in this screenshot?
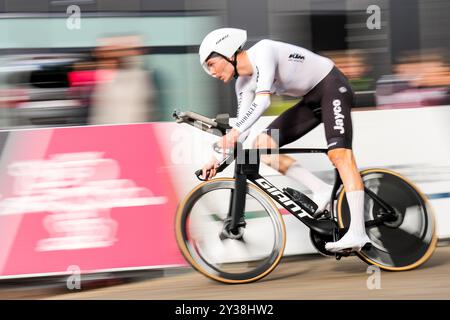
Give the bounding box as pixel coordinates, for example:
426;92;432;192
337;169;437;271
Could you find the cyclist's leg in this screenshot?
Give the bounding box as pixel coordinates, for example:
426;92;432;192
254;98;321;172
318;67;371;252
253;99;333;210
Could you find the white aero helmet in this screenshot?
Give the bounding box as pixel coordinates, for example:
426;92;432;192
199;28;247;76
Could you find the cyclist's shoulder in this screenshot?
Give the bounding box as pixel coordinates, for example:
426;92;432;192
250;39;300;50
247;39;279;64
249;39;299;59
235;74;255;92
250;39;279;50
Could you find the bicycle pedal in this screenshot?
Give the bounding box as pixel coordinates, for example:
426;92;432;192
342;249;354;256
283;187;318;214
335;249;353;259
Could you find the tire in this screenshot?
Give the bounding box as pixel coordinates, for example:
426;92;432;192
337;169;438;271
175;178;286;284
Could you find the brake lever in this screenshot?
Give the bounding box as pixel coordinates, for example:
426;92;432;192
195;169;207;181
194;158;232;181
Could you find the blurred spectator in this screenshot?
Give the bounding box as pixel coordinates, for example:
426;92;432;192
67;60;98;121
376;50;450;108
324;50;376;108
0;54;88;128
88;35;157;125
324;50;373;92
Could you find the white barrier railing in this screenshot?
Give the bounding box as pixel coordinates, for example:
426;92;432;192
158;105;450;255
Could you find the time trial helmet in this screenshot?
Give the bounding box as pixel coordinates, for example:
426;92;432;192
199;28;247;76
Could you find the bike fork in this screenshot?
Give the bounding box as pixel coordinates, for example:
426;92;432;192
226;170;247;233
224;146;249;236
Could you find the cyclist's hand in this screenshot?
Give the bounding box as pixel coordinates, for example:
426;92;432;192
202;157;220;180
217;128;240;157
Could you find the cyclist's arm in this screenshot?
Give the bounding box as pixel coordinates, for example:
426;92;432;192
211;129;250;163
233;94;271;133
210;86;254;163
211;42;276;163
233;41;276;133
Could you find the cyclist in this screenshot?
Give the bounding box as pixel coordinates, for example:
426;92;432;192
198;28;371;253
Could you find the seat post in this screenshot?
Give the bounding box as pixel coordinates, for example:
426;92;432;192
331;168;342;243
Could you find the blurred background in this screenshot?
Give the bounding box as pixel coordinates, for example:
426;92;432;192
0;0;449;129
0;1;449;300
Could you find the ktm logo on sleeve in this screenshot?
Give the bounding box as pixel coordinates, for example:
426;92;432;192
288;53;305;62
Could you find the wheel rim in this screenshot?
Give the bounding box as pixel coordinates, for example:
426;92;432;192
338;169;437;270
177;179;286;283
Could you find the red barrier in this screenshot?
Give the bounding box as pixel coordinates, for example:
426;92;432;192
0;124;186;279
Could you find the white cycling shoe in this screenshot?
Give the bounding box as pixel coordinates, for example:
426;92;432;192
325;232;372;253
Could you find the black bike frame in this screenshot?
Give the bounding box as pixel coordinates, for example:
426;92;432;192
224;143;395;238
175;110;396;256
225;144;338;237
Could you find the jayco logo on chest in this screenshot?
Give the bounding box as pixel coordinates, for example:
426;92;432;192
333;99;345;134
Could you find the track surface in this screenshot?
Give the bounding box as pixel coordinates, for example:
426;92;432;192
1;246;448;300
33;245;450;300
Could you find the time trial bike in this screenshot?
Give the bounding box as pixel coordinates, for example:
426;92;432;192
173;110;437;284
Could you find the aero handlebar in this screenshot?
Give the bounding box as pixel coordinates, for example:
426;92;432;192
173;110;234;181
